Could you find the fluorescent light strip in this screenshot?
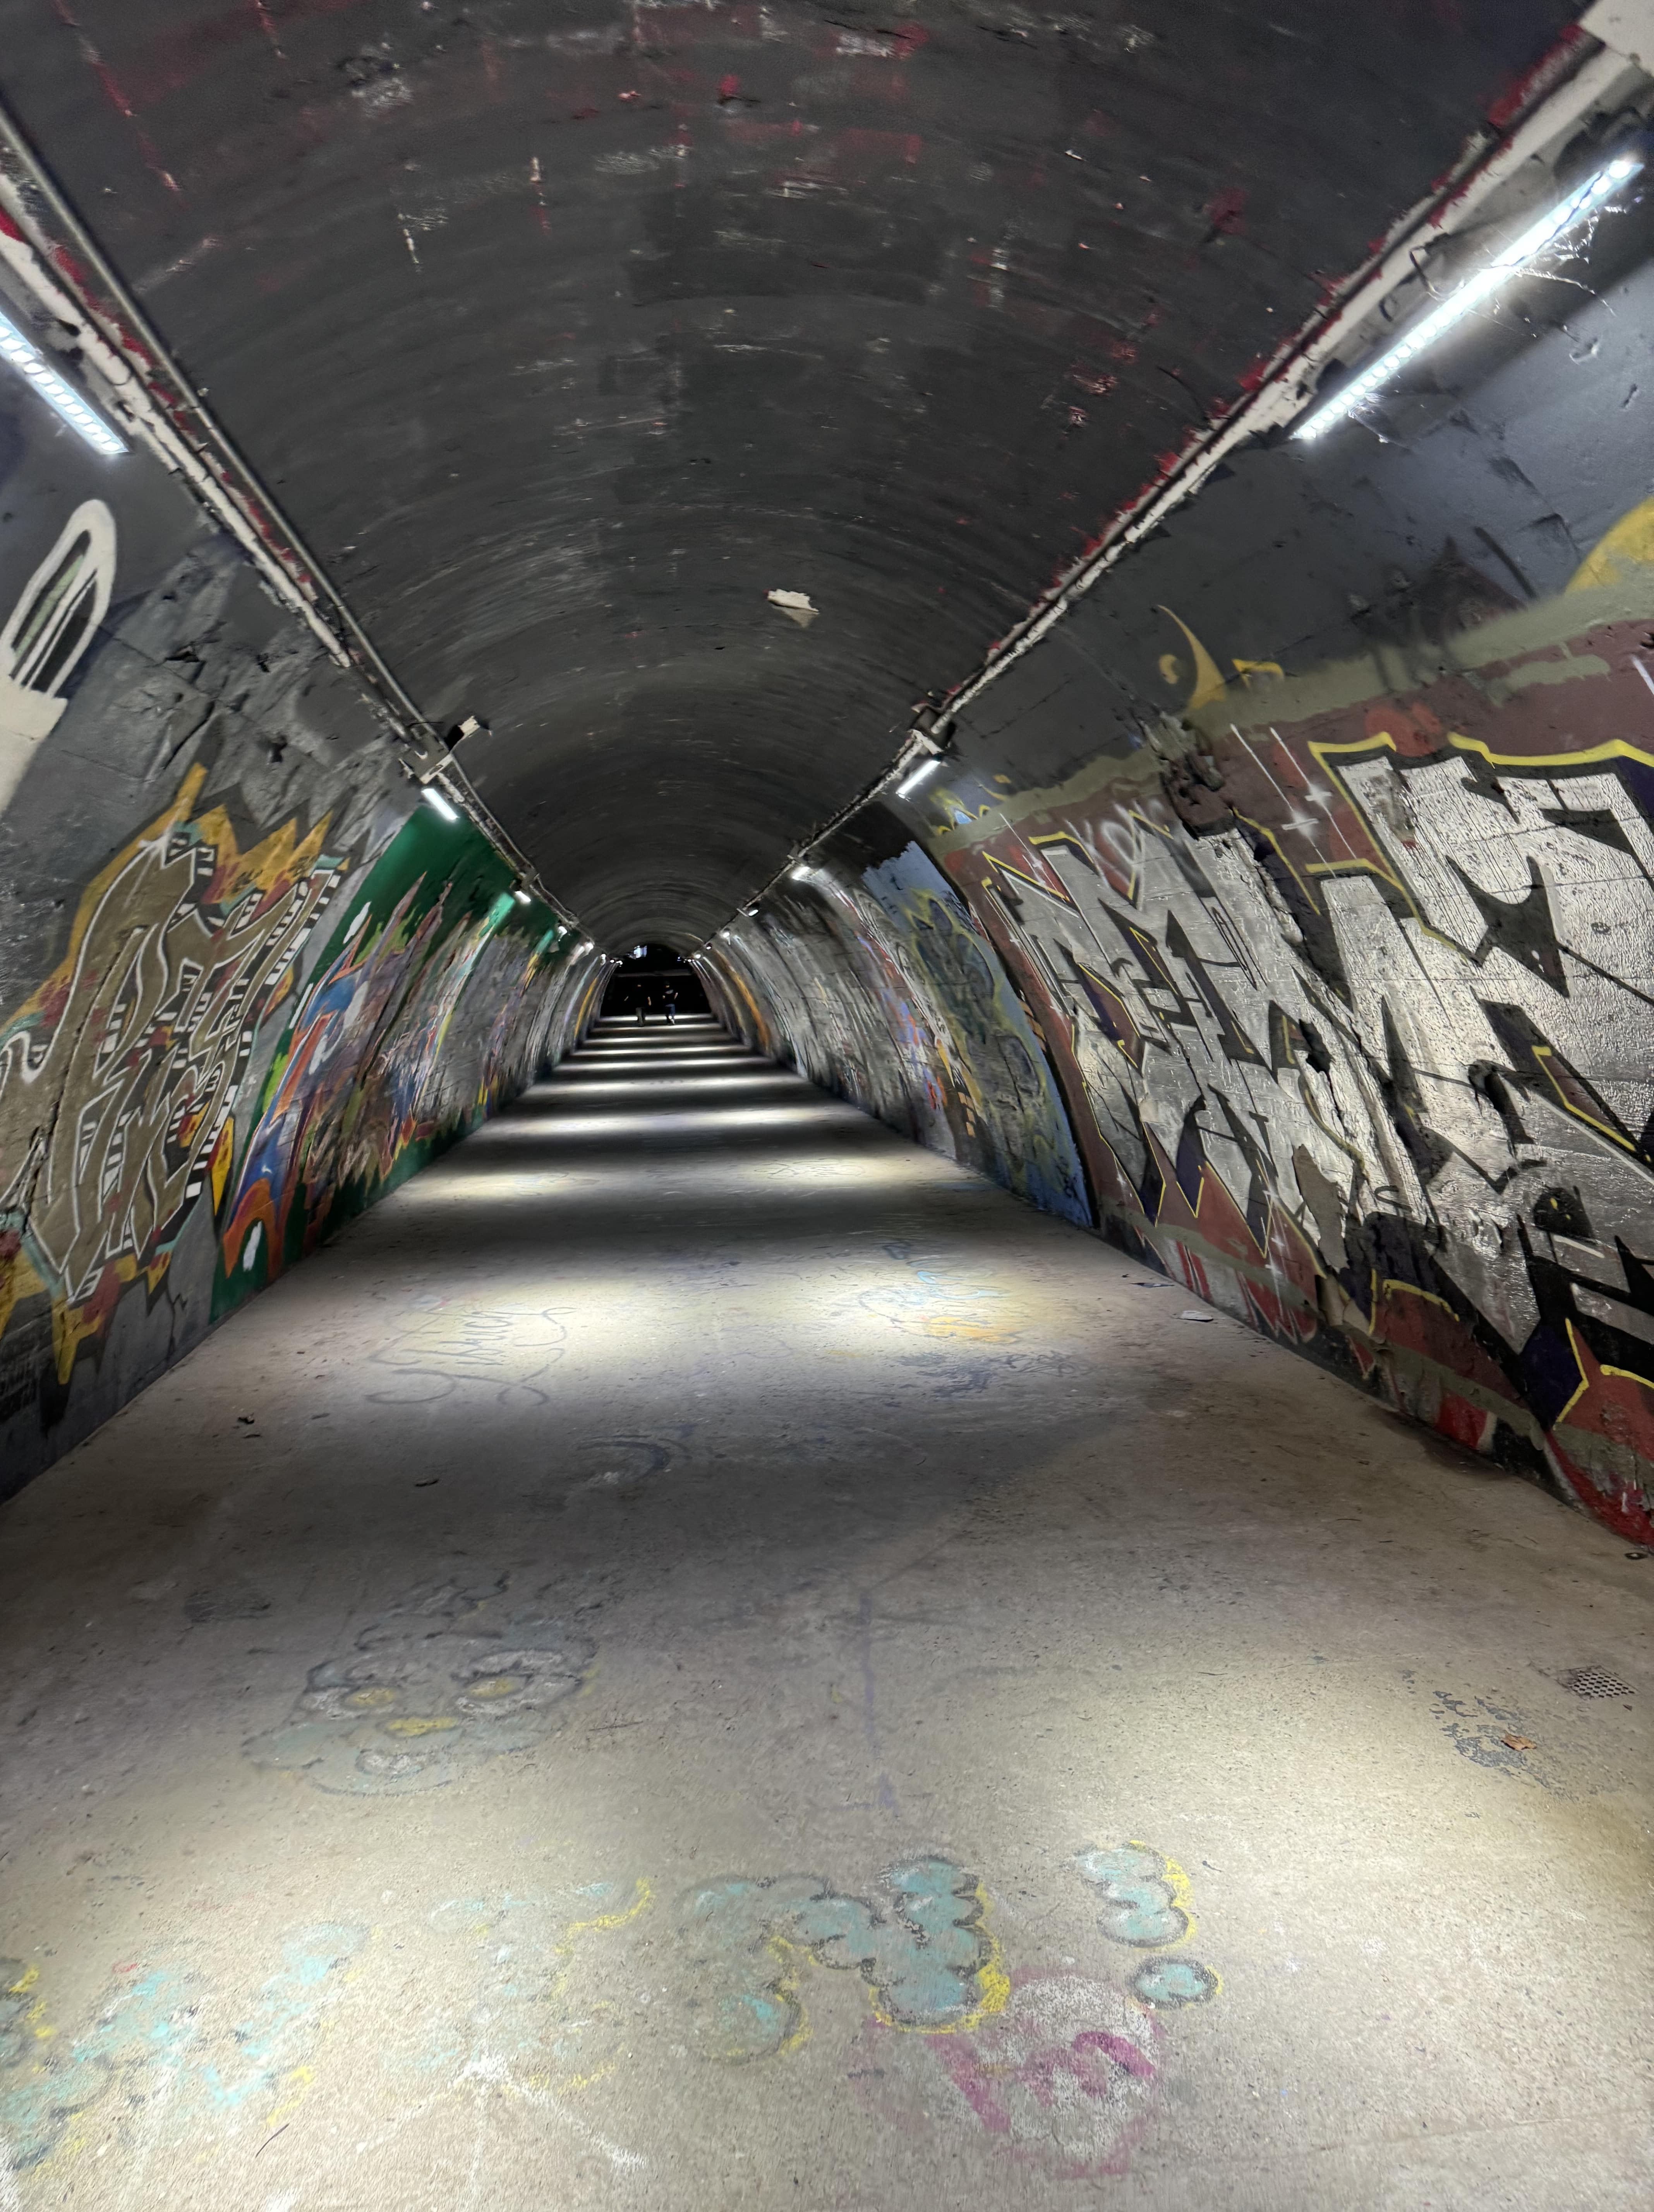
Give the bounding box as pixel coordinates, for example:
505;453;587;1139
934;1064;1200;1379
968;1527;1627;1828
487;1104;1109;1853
1295;153;1642;441
422;785;459;822
0;307;127;458
896;755;942;800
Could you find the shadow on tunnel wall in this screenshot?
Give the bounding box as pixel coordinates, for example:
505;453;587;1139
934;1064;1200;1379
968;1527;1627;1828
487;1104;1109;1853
705;263;1654;1548
0;398;603;1498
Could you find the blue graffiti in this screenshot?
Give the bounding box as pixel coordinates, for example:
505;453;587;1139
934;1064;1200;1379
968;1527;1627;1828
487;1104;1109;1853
1075;1844;1190;1948
0;1925;363;2168
679;1857;1000;2062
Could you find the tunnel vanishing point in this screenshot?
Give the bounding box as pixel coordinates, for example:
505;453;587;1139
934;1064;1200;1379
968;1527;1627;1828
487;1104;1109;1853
0;4;1652;2207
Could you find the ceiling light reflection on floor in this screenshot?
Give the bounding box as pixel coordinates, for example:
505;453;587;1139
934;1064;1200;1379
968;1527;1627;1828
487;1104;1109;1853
403;1147;942;1203
564;1066;758;1080
455;1103;843;1143
532;1076;792;1101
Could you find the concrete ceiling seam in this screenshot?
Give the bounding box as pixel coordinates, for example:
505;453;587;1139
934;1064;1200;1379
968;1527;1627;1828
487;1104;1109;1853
0;91;594;940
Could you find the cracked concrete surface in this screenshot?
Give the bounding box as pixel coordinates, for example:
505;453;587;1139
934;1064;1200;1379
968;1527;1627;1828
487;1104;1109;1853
1;1019;1649;2209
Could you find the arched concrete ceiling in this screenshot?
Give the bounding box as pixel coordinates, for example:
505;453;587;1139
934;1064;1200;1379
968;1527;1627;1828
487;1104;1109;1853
1;0;1575;944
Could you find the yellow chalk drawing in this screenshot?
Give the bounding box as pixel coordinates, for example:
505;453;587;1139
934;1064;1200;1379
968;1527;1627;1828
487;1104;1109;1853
563;1877;654;1943
1137;1841;1196;1950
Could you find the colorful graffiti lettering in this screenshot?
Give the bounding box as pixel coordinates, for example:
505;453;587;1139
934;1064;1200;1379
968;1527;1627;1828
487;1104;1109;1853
1076;1841;1191;1948
1076;1842;1219;2008
942;573;1654;1539
3;1843;1220;2185
848;1840;1216;2177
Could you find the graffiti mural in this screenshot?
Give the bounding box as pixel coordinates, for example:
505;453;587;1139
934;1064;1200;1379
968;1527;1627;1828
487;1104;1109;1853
709;837;1089;1227
0;761;590;1462
0;763;347;1378
928;534;1654;1543
0;500;116;817
0;458;598;1491
714;466;1654;1545
215;805;588;1308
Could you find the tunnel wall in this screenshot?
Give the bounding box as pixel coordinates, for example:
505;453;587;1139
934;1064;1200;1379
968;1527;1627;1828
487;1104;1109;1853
708;252;1654;1546
0;395;601;1497
707;833;1090;1228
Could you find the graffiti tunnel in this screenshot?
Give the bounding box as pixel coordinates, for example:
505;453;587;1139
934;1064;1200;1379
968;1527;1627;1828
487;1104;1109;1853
0;3;1651;2204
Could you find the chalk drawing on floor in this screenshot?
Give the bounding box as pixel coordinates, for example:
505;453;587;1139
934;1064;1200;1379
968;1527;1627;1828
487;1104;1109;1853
852;1966;1160;2179
1076;1840;1221;2007
360;1882;655;2186
244;1571;595;1793
844;1239;1031;1343
367;1300;569;1405
677;1857;1009;2062
847;1839;1220;2174
0;1927;364;2175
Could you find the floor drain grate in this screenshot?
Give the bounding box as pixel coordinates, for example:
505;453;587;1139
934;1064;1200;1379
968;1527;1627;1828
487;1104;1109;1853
1563;1666;1634;1698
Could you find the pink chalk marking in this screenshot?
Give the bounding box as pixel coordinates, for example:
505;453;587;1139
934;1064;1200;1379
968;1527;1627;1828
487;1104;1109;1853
1073;2029;1156;2080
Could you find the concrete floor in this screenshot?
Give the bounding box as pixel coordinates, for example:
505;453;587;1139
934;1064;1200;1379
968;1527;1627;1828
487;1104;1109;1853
2;1017;1650;2211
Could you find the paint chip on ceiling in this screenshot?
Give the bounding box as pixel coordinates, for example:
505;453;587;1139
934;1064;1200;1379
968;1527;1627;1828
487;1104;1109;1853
767;589;818;629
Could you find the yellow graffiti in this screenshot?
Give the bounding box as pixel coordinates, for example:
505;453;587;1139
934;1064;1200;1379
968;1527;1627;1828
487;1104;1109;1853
563;1877;654;1942
1132;1841;1197;1951
1156;608;1228;710
1566;493;1654;591
5;1960;55;2044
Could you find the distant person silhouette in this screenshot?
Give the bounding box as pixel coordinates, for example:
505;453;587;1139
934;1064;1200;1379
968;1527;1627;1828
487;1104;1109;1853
635;991;649;1026
662;983;678;1025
